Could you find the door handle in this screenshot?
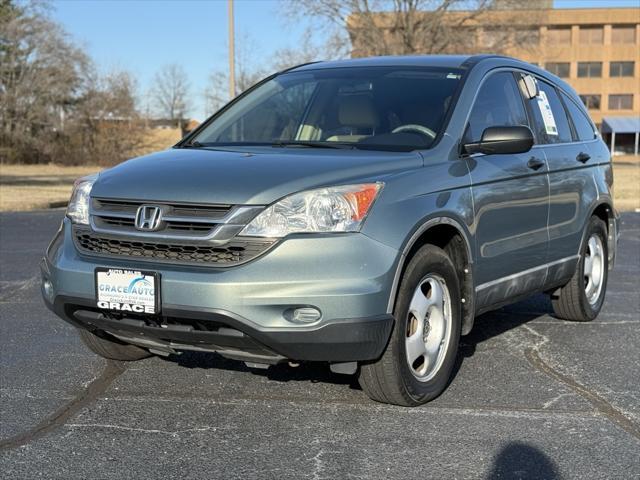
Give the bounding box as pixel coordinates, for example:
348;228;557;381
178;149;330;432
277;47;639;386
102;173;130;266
527;157;545;170
577;152;591;163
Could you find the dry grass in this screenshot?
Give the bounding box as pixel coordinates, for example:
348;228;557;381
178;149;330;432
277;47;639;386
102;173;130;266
1;164;101;211
134;127;182;157
612;161;640;212
1;156;638;212
0;127;182;212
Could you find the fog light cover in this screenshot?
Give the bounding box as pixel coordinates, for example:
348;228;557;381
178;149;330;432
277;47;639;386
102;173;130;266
42;278;54;302
286;307;321;324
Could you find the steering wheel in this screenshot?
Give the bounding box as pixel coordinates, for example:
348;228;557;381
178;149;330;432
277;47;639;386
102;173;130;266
392;124;436;139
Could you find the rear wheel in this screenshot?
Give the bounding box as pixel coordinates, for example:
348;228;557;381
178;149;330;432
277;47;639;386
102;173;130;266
551;216;608;322
78;329;152;361
358;244;461;406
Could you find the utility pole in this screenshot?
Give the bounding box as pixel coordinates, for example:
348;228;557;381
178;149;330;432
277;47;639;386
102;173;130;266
228;0;236;100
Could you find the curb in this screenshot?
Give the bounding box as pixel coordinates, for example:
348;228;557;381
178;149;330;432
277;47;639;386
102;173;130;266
48;201;68;209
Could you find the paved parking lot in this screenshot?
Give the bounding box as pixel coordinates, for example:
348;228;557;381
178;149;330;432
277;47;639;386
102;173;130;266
1;210;638;479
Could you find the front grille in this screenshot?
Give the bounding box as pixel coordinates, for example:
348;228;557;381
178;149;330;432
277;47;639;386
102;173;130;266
91;198;234;238
93;198;231;219
73;229;275;266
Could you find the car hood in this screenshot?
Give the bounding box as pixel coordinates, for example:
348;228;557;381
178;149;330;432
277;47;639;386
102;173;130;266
91;147;423;205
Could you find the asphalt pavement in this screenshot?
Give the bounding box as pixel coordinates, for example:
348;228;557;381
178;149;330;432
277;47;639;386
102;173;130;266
0;210;638;479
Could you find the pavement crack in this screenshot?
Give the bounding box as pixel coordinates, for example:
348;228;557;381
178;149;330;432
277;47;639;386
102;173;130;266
541;393;574;409
311;448;326;480
525;347;640;440
64;423;215;437
0;360;126;451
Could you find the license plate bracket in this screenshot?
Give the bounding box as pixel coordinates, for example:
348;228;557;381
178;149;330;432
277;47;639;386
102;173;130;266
95;267;160;315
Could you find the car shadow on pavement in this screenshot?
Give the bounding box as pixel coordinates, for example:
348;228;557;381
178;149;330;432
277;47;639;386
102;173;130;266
165;350;361;389
159;294;557;391
451;293;555;381
459;293;553;358
487;442;559;479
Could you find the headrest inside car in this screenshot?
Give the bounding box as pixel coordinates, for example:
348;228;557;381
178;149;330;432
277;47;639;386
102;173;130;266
338;95;380;128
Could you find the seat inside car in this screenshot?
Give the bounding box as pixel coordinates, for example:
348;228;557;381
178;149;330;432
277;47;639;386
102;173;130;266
325;94;380;142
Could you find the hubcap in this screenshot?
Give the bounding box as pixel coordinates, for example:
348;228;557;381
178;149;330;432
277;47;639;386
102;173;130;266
405;274;452;382
584;234;605;305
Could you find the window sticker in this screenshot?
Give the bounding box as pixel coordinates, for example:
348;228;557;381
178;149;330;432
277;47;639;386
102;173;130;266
536;90;558;136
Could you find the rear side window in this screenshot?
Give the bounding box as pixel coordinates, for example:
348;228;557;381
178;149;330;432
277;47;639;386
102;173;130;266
465;72;529;143
561;92;596;141
524;80;573;144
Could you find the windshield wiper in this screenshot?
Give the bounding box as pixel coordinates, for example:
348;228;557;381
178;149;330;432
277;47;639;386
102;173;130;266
271;141;354;150
180;140;355;150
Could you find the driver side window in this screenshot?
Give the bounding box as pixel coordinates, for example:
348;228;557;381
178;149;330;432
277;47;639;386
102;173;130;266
465;72;529;143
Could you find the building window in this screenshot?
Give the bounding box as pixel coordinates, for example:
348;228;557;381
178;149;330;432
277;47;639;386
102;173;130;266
547;27;571;44
545;62;570;78
577;62;602;78
609;94;633;110
612;25;636;44
610;61;635;77
579;26;604;44
579;94;601;110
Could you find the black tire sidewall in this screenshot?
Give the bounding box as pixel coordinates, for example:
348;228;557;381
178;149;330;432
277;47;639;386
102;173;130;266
392;246;461;403
79;328;151;361
579;217;609;318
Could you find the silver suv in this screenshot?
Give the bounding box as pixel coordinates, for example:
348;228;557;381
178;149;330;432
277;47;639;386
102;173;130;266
41;55;618;406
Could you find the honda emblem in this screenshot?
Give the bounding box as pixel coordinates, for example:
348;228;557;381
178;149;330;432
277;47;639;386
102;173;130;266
135;205;163;231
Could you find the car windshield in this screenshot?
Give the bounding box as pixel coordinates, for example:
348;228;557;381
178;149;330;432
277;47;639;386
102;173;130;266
189;66;464;152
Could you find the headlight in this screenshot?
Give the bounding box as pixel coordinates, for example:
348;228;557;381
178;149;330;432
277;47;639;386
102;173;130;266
240;183;383;238
66;174;97;225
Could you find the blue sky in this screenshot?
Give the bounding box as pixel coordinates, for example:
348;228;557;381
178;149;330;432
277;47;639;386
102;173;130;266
51;0;639;121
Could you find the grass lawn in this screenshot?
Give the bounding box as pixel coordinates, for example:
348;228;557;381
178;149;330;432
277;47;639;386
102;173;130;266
1;164;101;211
612;155;640;212
1;157;638;212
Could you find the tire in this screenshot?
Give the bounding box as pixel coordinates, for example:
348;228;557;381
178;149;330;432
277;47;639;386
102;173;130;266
78;329;152;361
358;244;461;406
551;216;608;322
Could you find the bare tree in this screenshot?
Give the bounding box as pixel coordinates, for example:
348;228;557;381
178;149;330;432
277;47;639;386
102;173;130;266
151;64;191;125
202;30;325;117
203;34;272;116
203;70;228;117
269;30;324;71
0;0;148;166
0;0;89;163
283;0;543;58
203;65;266;117
63;67;146;166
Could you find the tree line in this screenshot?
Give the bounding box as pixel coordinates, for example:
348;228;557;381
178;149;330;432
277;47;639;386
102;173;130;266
1;1;199;165
1;0;536;166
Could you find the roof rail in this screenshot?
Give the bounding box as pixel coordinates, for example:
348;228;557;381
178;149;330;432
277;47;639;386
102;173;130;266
277;61;322;75
459;54;510;69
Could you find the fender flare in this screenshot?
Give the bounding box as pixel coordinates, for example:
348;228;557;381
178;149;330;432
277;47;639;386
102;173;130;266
580;198;617;269
387;216;476;335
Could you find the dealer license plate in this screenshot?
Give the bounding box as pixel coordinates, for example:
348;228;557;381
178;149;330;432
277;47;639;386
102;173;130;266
95;268;160;314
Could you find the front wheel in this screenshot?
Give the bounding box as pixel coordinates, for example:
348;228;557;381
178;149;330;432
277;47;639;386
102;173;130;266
358;244;461;406
550;216;609;322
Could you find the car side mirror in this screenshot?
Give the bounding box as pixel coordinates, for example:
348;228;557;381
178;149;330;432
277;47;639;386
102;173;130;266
463;126;534;155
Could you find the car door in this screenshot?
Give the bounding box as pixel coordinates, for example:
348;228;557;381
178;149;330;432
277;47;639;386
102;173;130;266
464;71;550;309
520;77;599;287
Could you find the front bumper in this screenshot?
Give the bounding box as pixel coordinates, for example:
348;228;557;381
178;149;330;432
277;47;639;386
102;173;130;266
41;218;398;362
